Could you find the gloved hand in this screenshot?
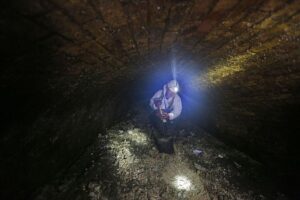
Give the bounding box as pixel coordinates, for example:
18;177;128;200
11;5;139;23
156;110;169;120
161;112;169;120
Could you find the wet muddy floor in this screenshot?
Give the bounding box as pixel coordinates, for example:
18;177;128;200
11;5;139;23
34;107;287;200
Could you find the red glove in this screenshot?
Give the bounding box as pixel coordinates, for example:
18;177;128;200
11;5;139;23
156;110;169;120
161;112;169;120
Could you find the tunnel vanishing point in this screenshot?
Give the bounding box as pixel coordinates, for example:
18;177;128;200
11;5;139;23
0;0;299;199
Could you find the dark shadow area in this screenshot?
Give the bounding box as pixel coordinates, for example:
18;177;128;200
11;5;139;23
0;2;132;199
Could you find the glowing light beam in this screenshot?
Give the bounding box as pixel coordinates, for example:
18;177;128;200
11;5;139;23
173;175;193;191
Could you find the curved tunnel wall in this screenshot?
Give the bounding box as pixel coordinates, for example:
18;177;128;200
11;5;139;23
0;2;133;199
1;0;300;199
1;75;132;199
1;69;132;199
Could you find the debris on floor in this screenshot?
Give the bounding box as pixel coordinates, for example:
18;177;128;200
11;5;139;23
192;149;203;156
34;107;288;200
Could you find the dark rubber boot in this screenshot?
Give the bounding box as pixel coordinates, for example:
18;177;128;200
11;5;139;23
155;136;174;154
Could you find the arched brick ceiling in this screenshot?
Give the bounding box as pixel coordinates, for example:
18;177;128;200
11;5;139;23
3;0;299;88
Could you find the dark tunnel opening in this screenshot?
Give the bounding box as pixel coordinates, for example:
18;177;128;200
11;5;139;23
1;0;300;199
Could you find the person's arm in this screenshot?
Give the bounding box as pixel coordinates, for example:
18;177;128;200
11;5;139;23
168;96;182;120
149;90;163;110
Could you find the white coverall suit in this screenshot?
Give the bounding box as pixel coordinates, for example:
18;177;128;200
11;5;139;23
149;84;182;121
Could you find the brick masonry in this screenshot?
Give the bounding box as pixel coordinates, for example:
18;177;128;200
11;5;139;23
0;0;299;198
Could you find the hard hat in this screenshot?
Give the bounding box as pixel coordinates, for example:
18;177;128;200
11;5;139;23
167;80;179;93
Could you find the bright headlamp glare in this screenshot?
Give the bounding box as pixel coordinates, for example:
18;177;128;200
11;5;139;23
173;86;179;93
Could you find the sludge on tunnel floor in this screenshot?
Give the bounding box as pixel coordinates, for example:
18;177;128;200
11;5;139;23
34;106;287;200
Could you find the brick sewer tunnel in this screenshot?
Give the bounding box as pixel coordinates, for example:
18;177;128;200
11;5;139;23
0;0;299;199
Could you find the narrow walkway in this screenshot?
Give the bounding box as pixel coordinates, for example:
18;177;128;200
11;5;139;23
35;107;287;200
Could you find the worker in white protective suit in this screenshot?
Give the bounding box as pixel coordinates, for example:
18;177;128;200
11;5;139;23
150;79;182;121
149;80;182;153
